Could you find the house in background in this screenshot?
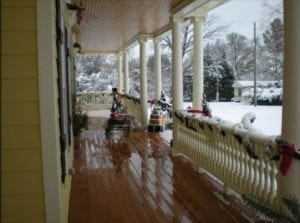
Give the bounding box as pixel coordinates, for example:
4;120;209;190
232;80;282;104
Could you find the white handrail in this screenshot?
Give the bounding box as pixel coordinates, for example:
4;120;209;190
173;110;280;210
123;95;142;123
76;92;113;104
76;92;113;110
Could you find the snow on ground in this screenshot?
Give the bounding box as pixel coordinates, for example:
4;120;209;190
185;102;282;136
85;109;111;118
85;102;282;138
160;102;282;143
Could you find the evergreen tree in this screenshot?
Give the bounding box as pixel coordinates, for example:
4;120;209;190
203;45;224;101
204;52;218;101
218;52;235;101
204;43;234;101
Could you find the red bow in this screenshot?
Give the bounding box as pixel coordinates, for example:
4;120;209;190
277;143;296;176
76;12;83;24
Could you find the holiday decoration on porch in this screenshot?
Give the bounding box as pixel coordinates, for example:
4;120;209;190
73;42;81;53
276;138;300;175
243;136;258;159
105;88;133;137
242;194;300;223
186;99;212;117
148;92;172;132
66;1;85;25
111;88;124;114
148;102;168;132
264;140;281;161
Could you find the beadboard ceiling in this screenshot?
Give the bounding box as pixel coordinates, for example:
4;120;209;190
71;0;185;53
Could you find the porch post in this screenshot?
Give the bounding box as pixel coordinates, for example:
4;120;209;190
117;52;123;93
139;38;148;125
154;37;162;100
192;16;205;109
123;49;129;94
279;0;300;206
172;16;183;111
172;16;183;156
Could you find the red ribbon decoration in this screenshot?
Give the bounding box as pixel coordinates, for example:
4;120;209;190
277;143;296;176
76;11;83;24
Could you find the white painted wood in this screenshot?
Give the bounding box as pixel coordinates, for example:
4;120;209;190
154;38;162;100
76;92;113;110
139;38;148;125
37;0;62;222
192;16;205;109
172;17;183;111
173;111;280;210
279;0;300;206
123;50;129;94
118;52;124;93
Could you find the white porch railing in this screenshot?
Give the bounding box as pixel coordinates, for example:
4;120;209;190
75;92;300;211
76;92;113;110
173;110;281;210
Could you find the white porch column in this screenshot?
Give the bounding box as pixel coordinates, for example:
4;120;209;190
172;17;183;111
154;38;162;100
279;0;300;206
117;52;123;93
171;16;183;156
139;38;148;125
123;49;129;94
192;16;205;109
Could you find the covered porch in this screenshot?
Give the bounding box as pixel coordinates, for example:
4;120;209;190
69;0;300;222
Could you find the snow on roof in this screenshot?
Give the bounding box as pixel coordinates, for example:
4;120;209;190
232;80;278;88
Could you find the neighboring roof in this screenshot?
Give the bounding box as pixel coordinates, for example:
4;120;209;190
232;80;278;88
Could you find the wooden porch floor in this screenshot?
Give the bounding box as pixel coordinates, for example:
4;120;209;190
68;117;259;223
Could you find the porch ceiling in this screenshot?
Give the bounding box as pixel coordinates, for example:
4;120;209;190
71;0;227;54
71;0;185;54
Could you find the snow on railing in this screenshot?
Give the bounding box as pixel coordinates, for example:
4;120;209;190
76;92;113;110
173;110;280;210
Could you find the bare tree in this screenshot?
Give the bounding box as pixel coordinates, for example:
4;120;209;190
226;32;252;79
203;14;229;41
262;0;283;16
161;14;229;100
161;14;229;58
259;0;283;31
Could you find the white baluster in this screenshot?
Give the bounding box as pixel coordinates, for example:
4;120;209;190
253;148;264;197
269;161;278;208
262;161;270;202
239;148;246;192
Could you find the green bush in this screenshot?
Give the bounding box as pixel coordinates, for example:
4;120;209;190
73;113;88;136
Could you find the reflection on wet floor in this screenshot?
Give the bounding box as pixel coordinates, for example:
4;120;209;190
69;117;258;223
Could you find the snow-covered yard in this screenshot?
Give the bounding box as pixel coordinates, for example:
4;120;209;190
86;102;282;138
185;102;282;136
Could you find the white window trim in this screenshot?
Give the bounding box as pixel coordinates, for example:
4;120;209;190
37;0;62;222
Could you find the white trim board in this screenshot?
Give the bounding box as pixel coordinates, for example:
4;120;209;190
37;0;62;222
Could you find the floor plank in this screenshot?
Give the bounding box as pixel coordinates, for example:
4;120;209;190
68;117;259;223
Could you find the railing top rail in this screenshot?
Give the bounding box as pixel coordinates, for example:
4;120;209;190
76;91;112;95
175;109;278;145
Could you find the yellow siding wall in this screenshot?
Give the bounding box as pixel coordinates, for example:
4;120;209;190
1;0;46;222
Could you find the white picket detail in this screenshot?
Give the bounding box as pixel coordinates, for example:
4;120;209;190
76;92;113;110
173;111;280;210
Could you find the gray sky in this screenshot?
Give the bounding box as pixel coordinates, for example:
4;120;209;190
209;0;268;38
